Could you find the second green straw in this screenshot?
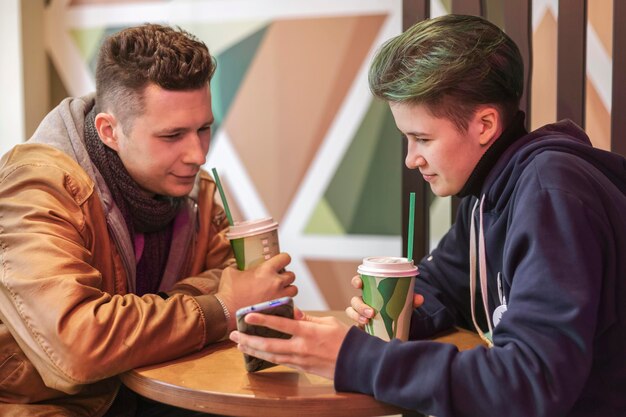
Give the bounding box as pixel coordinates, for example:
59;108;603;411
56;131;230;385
407;192;415;261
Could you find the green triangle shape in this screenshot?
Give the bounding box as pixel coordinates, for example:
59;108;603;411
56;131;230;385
322;99;389;232
212;25;269;133
348;103;401;235
304;197;346;235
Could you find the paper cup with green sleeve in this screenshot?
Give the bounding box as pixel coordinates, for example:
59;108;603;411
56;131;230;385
357;256;418;341
225;217;280;270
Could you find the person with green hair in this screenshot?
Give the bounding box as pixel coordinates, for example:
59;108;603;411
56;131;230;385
230;14;626;416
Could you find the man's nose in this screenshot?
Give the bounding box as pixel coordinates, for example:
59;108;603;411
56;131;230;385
183;134;208;166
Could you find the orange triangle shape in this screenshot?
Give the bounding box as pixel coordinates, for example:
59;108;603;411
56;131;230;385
224;14;388;221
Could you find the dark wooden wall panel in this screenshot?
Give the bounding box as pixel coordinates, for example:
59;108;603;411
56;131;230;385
502;1;532;129
612;0;626;157
451;0;483;16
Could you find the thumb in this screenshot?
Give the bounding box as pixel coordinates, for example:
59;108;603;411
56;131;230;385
266;252;292;270
294;307;305;320
299;312;330;325
413;293;425;308
292;308;318;323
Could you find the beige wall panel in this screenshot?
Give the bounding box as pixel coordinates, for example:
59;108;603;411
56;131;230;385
585;79;611;151
70;0;160;5
531;10;557;130
588;0;613;54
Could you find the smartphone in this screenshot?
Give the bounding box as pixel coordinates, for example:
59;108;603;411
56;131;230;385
235;296;294;372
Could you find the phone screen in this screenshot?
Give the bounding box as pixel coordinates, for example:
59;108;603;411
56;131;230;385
235;297;294;372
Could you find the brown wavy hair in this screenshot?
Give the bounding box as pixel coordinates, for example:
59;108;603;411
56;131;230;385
95;23;216;130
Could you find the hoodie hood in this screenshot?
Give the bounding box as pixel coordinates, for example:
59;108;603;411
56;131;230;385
483;119;626;210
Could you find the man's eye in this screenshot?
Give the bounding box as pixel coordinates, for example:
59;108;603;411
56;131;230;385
161;133;181;139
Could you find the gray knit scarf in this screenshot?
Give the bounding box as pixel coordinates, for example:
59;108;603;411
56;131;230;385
84;107;181;295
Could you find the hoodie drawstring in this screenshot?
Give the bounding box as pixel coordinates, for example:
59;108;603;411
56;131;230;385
469;195;494;348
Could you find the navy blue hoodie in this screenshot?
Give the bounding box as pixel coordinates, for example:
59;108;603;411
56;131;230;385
335;114;626;417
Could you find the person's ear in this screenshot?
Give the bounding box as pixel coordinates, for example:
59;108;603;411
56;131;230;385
474;106;502;146
94;112;120;152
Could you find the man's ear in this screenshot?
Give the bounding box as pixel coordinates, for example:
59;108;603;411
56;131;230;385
473;106;502;146
94;112;120;152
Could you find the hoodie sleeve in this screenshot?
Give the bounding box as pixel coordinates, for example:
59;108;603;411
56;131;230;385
335;153;614;417
409;197;481;339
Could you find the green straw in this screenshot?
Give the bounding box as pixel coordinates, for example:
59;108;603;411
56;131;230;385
407;192;415;261
211;167;234;226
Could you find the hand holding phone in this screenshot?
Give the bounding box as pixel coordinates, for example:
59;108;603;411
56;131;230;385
235;296;294;372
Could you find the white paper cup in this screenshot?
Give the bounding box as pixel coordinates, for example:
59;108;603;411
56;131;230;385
226;217;280;270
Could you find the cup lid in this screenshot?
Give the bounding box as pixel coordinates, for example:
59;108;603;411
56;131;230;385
357;256;418;277
225;217;278;239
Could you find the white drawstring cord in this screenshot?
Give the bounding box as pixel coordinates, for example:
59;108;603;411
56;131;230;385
478;195;494;337
469;195;494;348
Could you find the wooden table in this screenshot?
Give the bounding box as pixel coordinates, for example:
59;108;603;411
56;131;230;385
120;312;485;417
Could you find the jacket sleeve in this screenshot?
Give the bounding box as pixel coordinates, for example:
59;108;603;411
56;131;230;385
0;156;215;394
167;173;236;342
335;159;609;417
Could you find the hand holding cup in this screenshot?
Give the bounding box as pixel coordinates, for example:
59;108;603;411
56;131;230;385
216;253;297;331
346;260;424;338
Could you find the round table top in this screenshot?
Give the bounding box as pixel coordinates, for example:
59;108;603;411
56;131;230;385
120;339;405;417
120;312;484;417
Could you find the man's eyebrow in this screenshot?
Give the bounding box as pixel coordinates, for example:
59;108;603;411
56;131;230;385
155;126;187;135
154;118;215;135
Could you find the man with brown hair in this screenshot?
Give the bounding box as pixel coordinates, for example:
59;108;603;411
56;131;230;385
0;24;297;416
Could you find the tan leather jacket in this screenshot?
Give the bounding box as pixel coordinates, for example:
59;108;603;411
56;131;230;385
0;96;235;416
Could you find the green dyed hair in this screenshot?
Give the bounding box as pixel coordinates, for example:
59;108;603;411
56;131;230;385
369;14;523;131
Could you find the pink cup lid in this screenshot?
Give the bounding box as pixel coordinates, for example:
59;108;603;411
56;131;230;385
357;256;418;277
225;217;278;240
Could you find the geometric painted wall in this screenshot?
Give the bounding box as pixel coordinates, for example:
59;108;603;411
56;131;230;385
36;0;614;310
44;0;404;310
